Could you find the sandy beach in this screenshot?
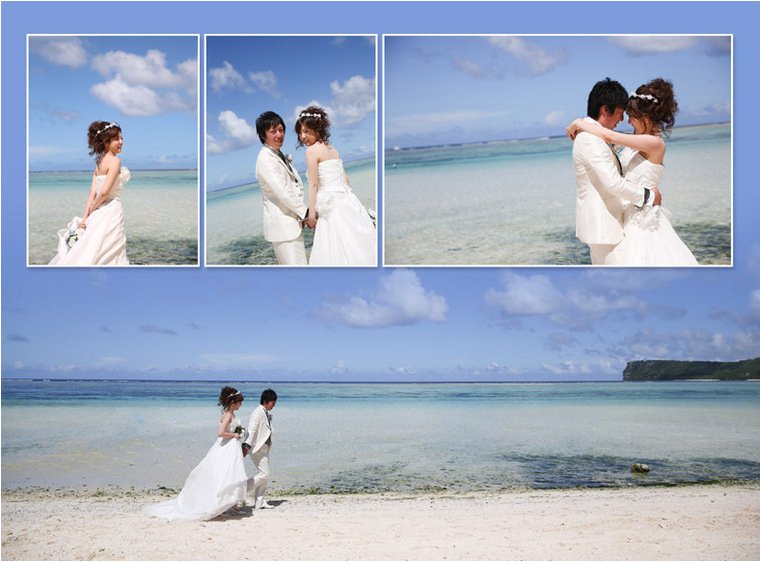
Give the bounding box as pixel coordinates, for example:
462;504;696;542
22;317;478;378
2;483;758;561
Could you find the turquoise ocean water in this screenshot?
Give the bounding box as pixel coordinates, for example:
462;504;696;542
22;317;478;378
2;379;757;493
384;124;731;266
28;169;199;266
206;158;376;265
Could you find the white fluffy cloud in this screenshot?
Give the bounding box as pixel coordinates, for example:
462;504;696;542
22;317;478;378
208;63;279;97
90;76;163;116
487;36;566;75
485;272;644;328
608;36;699;55
209;61;246;93
318;270;448;328
614;328;759;362
31;36;87;68
93;49;194;89
90;49;196;116
451;57;493;79
329;75;375;126
540;358;620;377
90;75;192;117
544;110;565;126
249;70;279;97
206;110;258;154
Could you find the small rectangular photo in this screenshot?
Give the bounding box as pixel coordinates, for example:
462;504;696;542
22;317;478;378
27;34;200;267
383;35;732;267
205;34;378;267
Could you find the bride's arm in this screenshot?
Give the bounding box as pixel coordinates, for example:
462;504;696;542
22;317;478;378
90;156;121;211
304;147;319;228
566;118;664;155
81;174;99;226
217;411;240;439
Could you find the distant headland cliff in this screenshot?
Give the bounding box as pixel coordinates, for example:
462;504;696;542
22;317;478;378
623;358;760;381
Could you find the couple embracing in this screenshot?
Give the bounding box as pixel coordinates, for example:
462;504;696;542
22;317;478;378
568;77;698;266
255;107;376;266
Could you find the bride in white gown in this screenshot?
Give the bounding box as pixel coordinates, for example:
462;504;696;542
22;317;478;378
144;387;249;521
295;106;376;266
567;78;698;266
49;121;129;266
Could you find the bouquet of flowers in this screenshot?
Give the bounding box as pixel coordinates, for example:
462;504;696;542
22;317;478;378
63;217;84;248
65;228;80;248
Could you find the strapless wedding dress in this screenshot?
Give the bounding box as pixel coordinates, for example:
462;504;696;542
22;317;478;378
144;415;248;521
310;159;376;266
606;150;698;265
49;168;130;265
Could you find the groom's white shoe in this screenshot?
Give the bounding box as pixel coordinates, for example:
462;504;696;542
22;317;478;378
255;498;275;509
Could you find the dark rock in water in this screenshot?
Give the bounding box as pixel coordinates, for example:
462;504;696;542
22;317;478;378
631;463;651;474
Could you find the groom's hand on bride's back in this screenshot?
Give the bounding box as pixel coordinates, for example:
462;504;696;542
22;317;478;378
652;187;662;206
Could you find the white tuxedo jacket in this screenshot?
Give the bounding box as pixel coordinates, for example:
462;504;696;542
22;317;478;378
244;404;272;455
255;146;307;242
573;117;646;245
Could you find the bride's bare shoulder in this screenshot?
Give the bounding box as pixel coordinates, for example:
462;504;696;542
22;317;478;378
103;153;121;167
307;142;339;161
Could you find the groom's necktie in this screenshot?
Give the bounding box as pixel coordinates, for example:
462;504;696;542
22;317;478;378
609;143;623;175
268;146;299;182
266;145;291;169
276;150;290;169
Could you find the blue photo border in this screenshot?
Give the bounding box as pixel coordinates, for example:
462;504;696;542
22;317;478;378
2;2;758;275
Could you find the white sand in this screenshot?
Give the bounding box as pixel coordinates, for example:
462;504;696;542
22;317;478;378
2;484;758;560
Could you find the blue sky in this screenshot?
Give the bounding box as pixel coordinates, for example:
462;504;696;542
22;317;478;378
3;3;759;383
28;35;198;171
205;35;376;190
3;262;758;381
385;35;732;148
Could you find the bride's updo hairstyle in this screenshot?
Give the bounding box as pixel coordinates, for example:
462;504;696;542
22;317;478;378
626;78;678;134
217;386;244;410
87;121;122;162
295;105;331;148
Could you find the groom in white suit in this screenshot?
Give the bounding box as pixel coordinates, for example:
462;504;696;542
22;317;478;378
572;78;661;265
255;111;308;265
242;388;277;509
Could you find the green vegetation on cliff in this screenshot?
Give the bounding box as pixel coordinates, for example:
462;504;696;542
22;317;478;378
623;358;760;381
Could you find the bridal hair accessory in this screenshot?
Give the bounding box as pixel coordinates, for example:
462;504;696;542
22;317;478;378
299;112;323;119
630;93;658;104
96;122;119;136
228;390;242;398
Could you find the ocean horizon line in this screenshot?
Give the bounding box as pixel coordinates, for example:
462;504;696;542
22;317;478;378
207;154;376;194
4;376;758;385
29;167;198;174
386;120;730;152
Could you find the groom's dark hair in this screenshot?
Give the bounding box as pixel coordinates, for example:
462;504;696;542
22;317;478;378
260;388;278;405
587;78;628;119
255;111;286;144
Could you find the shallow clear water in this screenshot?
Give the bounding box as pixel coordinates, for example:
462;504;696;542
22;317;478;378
28;169;199;265
2;379;756;492
384;124;731;266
